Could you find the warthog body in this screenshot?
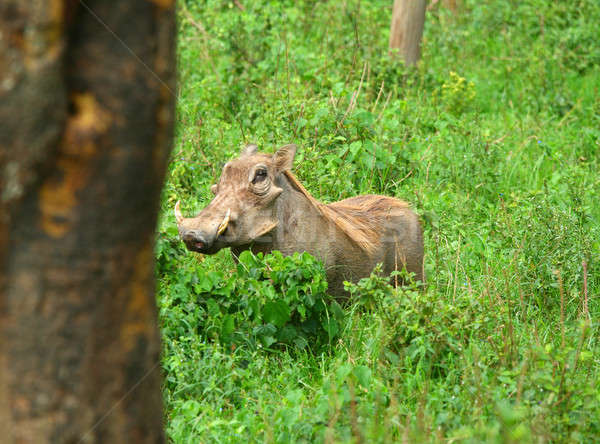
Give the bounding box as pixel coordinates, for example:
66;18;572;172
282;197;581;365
175;144;424;296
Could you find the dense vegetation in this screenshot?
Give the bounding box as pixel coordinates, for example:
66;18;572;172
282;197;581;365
156;0;600;441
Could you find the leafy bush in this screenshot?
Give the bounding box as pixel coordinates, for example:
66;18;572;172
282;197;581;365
345;266;492;378
160;249;345;352
437;71;476;115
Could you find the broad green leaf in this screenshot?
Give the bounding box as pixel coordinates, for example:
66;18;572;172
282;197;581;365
263;300;291;327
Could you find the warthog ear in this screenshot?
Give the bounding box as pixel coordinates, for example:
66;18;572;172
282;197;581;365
273;144;297;171
241;144;258;156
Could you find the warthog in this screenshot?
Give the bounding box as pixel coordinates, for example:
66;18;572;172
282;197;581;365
175;144;424;296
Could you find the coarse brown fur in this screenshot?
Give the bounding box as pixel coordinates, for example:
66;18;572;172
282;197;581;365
176;144;424;297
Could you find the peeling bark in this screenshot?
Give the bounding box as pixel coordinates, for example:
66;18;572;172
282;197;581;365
0;1;174;443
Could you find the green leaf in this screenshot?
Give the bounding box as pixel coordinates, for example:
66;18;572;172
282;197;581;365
278;325;298;343
261;335;276;347
322;317;338;338
206;299;220;318
221;314;235;337
293;336;308;349
353;365;372;389
297;304;306;320
348;141;362;161
330;301;345;322
263;300;291;327
335;363;352;385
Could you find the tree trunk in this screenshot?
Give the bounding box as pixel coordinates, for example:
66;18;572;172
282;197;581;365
443;0;458;13
389;0;427;66
0;1;175;442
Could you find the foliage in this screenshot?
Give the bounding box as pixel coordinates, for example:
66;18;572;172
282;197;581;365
346;266;480;379
157;0;600;442
159;247;344;352
436;71;476;115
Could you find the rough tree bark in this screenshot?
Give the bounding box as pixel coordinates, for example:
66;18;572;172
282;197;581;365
389;0;427;66
0;1;175;442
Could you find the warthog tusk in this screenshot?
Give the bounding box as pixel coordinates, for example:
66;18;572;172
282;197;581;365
174;200;184;224
217;208;231;236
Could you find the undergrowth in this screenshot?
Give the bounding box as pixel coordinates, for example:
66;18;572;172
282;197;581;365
156;0;600;442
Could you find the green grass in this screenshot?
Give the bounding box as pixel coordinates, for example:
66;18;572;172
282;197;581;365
156;0;600;441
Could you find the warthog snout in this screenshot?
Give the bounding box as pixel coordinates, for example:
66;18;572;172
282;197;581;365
180;229;212;252
175;199;233;254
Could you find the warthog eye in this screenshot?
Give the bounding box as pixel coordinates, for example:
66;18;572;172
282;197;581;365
252;168;268;184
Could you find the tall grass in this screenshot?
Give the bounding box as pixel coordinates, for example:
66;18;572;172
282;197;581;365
157;0;600;441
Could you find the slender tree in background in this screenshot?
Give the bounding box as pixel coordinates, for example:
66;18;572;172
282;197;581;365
0;1;174;442
444;0;457;12
389;0;427;66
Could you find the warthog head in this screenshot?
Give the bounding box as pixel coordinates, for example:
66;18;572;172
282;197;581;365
174;144;296;254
